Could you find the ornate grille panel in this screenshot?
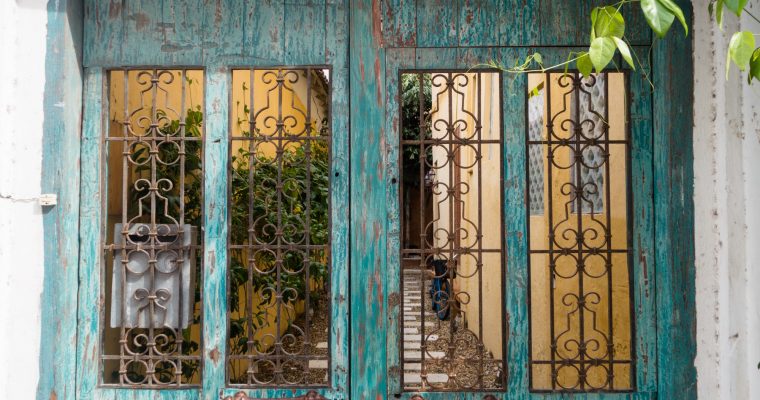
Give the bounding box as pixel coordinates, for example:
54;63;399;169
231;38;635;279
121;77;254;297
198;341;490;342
527;72;633;392
399;71;505;391
103;69;204;387
227;68;332;387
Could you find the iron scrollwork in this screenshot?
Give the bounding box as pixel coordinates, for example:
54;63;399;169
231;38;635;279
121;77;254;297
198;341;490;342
399;71;505;392
103;69;204;387
526;72;634;392
227;68;332;387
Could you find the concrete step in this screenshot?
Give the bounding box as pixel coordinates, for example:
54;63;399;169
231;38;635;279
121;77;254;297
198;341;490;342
403;373;449;384
404;350;446;360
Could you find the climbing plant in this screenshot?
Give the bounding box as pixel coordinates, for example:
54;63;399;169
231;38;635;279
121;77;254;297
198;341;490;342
488;0;760;85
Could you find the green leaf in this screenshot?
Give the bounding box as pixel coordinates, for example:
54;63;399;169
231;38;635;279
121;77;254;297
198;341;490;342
725;0;749;16
657;0;688;36
749;48;760;84
613;37;635;70
727;31;756;78
577;53;594;77
592;6;626;39
589;37;616;73
641;0;675;38
533;52;543;65
716;0;725;28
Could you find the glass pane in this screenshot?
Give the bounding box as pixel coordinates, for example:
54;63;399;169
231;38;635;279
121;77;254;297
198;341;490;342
227;68;331;387
103;69;204;387
399;71;505;391
527;72;633;392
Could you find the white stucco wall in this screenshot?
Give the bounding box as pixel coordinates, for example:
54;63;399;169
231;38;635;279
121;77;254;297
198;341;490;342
694;1;760;399
0;1;48;398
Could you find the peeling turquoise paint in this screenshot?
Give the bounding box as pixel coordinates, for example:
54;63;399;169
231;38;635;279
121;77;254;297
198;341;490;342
44;1;696;399
38;1;83;400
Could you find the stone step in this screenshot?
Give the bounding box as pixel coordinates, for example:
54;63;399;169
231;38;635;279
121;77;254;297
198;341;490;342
403;362;421;371
404;327;418;334
403;373;449;384
404;341;420;349
403;334;439;342
404;350;446;360
316;342;328;349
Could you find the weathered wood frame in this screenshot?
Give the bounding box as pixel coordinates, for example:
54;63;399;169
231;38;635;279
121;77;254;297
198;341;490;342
38;1;695;399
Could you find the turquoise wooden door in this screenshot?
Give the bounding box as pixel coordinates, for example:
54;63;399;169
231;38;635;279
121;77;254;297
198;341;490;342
73;1;695;399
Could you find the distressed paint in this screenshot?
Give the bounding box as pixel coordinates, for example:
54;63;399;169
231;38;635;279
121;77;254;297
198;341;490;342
416;0;458;47
384;47;416;397
63;1;696;399
38;2;84;400
653;1;697;399
75;68;104;400
77;1;350;398
382;0;416;47
628;47;657;394
349;0;388;398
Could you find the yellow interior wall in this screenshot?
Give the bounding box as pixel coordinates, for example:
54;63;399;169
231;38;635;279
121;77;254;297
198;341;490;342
104;69;327;383
528;73;631;390
104;69;204;383
430;72;504;360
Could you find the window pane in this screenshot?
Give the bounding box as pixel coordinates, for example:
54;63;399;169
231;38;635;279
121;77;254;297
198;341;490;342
527;72;633;392
227;68;331;387
103;69;204;387
399;71;505;391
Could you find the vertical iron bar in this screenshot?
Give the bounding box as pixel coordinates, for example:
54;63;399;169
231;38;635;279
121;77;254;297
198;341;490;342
545;72;557;391
573;72;586;391
602;73;614;389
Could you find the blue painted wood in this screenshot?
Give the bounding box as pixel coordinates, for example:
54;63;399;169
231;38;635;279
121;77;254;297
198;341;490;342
499;0;540;46
83;0;123;66
66;2;694;399
416;0;458;47
500;45;532;400
653;1;697;399
325;0;351;396
458;0;501;47
382;0;417;47
383;47;416;397
38;2;84;400
284;0;327;65
349;0;388;398
201;66;230;400
629;47;658;394
75;68;104;400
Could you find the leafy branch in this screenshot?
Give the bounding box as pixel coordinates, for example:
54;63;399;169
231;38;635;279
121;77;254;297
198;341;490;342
486;0;760;86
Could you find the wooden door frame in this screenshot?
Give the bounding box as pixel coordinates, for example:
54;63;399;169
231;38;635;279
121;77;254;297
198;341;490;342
348;0;695;399
40;1;695;399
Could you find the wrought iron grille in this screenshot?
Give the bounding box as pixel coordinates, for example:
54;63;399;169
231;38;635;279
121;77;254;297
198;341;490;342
227;68;332;387
102;69;204;387
526;72;634;392
399;71;505;391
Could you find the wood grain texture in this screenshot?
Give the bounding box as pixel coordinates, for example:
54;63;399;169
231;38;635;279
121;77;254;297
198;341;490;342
75;68;104;400
383;47;415;397
349;0;388;398
38;2;84;400
416;0;458;47
67;2;694;399
629;46;657;394
382;0;416;47
652;1;697;399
